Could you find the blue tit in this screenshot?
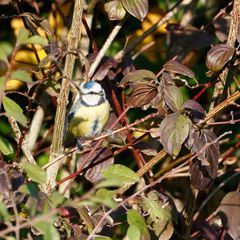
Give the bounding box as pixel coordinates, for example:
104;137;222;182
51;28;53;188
66;81;110;142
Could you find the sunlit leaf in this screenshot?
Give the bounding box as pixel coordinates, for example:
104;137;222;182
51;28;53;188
2;96;27;126
21;162;47;184
163;85;184;112
33;221;60;240
127;209;150;240
90;188;117;208
23;35;48;47
121;0;148;21
126;82;158;108
120;69;157;86
206;44;235;71
17;28;30;44
164;60;195;79
104;0;126;21
160;113;190;156
11;70;32;82
218;191;240;240
0;135;13;155
0;202;10;221
127;225;141;240
141;191;175;240
102;164;139;185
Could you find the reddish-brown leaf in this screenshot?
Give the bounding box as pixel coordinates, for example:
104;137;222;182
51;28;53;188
126;82;158;108
218;191;240;240
104;0;126;21
120;69;157;87
121;0;149;21
186;129;219;191
164;60;195;79
183;99;205;123
206;44;235;72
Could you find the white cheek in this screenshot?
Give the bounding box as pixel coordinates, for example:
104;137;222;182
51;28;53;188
82;94;101;106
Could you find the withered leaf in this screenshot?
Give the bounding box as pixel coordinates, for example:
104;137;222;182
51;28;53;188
21;12;53;36
121;0;149;21
104;0;126;21
183;99;205;123
217;191;240;240
164;60;195;79
160;113;190;157
78;148;114;183
206;44;235;72
126;82;158;108
186;128;219;191
88;55;118;81
120;69;157;87
163;85;184;112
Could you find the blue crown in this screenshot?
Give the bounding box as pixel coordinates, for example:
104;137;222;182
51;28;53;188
83;81;96;89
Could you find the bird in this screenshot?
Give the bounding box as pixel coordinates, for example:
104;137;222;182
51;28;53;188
64;81;110;147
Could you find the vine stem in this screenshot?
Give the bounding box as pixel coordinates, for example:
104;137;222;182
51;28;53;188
42;0;83;194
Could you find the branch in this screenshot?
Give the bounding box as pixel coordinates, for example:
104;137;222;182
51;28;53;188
88;21;124;79
42;0;83;194
209;0;240;111
9;117;36;164
114;0;192;60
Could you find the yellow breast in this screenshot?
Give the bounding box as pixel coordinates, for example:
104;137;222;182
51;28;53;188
68;101;110;137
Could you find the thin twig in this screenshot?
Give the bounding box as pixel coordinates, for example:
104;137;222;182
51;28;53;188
8;117;36;164
114;0;192;60
43;0;83;194
88;21;124;79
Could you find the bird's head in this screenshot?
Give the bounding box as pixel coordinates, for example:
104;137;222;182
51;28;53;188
80;81;106;106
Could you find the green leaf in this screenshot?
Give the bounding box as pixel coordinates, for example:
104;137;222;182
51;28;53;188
0;202;10;221
127;209;150;239
121;0;149;21
95;237;112;240
142;195;170;223
160;113;190;157
19;182;40;199
164;85;184;112
90;188;117;208
17;28;30;45
48;191;65;208
21;162;47;184
0;76;5;89
2;96;27;126
127;225;141;240
0;42;13;62
11;70;32;82
121;69;157;86
102;164;139;186
0;135;13;155
33;221;60;240
23;35;48;46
